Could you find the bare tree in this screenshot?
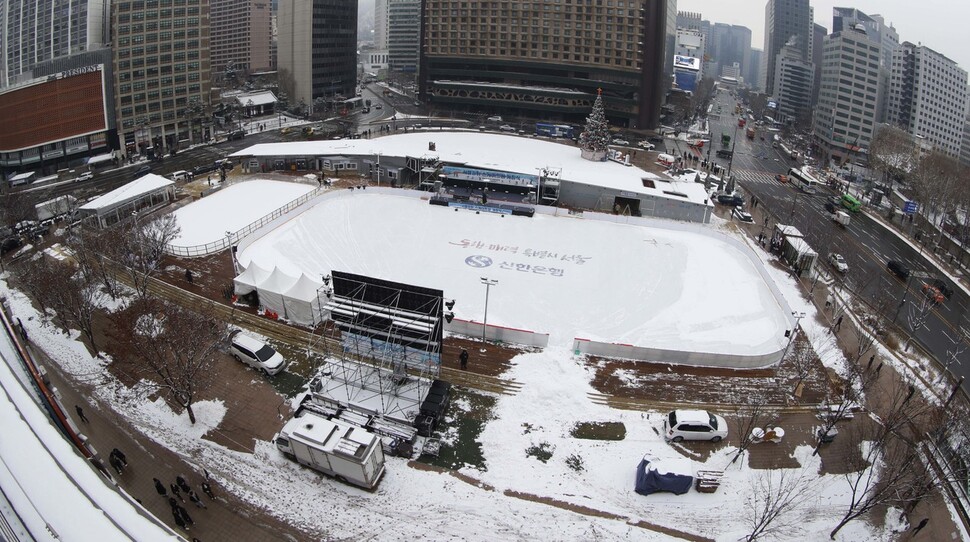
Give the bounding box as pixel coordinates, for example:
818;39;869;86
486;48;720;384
814;364;877;456
18;253;104;352
868;124;915;193
110;297;227;424
730;395;775;465
66;225;125;301
120;213;180;298
744;467;817;541
903;293;935;352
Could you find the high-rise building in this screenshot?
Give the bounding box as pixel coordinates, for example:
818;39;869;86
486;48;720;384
961;106;970;166
374;0;388;50
420;0;670;129
746;48;762;90
887;42;969;158
386;0;419;72
832;8;898;123
0;0;109;88
664;0;677;86
708;23;751;82
763;0;810;96
773;37;814;125
111;0;212;158
209;0;272;81
810;22;825;105
813;23;882;166
277;0;357;112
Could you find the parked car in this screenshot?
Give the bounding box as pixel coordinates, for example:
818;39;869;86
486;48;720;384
663;409;728;443
828;253;849;273
732;207;754;223
229;332;287;375
887;260;911;280
0;236;23;255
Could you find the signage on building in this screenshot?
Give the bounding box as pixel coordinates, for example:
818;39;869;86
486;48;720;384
46;64;102;83
673;56;701;72
767;101;778;109
441;166;538;188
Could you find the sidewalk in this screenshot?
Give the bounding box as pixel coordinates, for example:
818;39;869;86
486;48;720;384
28;342;307;542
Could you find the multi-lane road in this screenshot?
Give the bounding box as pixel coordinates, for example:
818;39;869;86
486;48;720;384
702;89;970;383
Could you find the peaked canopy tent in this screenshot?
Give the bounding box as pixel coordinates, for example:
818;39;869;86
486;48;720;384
258;267;299;318
233;261;271;296
282;273;326;326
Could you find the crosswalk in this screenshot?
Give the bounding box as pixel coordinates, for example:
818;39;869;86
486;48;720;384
732;168;781;186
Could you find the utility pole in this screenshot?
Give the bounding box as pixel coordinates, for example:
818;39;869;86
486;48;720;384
480;277;498;352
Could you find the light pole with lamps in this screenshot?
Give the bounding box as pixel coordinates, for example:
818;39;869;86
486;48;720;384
226;231;237;274
781;311;807;361
480;277;498;352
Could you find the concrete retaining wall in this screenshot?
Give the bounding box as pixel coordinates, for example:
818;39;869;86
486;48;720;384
571;338;784;369
447;318;549;348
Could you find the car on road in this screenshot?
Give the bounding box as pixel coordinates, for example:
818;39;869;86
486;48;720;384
716;149;733;158
75;171;94;182
280;127;291;134
732;207;754;223
499;124;516;132
828;253;849;273
921;278;954;303
229;332;287;376
132;165;152;180
716;193;745;206
1;236;23;255
663;410;728;443
375;104;383;109
775;174;789;183
923;285;946;304
611;138;630;146
887;260;911;280
487;115;502;122
637;141;656;150
824;201;838;214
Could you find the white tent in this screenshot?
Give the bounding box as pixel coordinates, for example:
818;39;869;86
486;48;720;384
258;266;299;317
233;261;271;296
282;273;325;326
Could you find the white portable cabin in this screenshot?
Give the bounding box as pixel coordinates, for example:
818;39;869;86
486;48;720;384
275;412;386;490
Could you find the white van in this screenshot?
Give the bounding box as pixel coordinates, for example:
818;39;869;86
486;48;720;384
229;333;286;375
169;170;191;182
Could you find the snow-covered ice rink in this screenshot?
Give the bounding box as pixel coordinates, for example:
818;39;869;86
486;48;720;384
236;187;790;356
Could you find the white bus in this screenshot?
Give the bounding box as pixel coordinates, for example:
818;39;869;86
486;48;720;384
788;167;820;194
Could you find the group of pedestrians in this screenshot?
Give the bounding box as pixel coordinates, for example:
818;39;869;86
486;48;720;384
108;448;128;475
152;474;216;533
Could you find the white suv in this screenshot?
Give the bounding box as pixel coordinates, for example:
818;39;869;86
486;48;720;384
229;333;286;375
663;410;728;443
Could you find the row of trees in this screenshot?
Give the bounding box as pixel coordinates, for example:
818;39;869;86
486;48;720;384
14;212;227;424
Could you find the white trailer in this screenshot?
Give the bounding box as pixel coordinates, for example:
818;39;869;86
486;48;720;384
34;195;77;221
833;210;850;227
275;412;386;490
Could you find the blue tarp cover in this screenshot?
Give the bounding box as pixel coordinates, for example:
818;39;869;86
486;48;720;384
635;458;693;496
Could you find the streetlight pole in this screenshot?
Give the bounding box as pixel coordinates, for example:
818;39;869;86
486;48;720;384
726;121;742;178
480;277;498;352
226;230;237;274
781;311;806;361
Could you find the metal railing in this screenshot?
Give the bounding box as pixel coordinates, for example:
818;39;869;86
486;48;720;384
163;185;325;258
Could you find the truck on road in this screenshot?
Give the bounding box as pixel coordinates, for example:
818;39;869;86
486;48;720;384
34;195;77;222
275;411;386;490
833;210;851;227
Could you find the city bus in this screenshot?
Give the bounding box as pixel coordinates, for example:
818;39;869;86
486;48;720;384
535;123;575;138
841;194;862;212
787;167;820;194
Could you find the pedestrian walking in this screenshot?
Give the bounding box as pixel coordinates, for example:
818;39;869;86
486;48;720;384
188;489;207;509
876;362;884;374
911;517;929;535
201;481;215;499
459;348;469;370
75;404;89;423
154;478;168;497
109;454;124;475
16;317;27;341
867;355;875;370
111;448;128;467
825;294;833;308
172;510;188;531
177;504;194;526
834;315;843;332
177;475;190;493
169;497;179;509
171;483;185;502
184;268;193;284
202;468;211;481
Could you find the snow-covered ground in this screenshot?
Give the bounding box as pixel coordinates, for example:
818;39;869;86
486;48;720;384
170;180;315;247
235;187;790;356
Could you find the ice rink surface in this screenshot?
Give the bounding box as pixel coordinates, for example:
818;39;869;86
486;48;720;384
238;191;789;355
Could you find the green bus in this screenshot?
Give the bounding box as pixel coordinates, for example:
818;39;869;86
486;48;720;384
841;194;862;212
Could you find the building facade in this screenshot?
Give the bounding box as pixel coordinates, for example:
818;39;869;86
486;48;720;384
762;0;810;97
209;0;272;80
111;0;213;159
813;25;882;166
386;0;419;72
673;29;704;92
746;48;762;91
277;0;356;111
773;37;814;126
887;42;969;158
419;0;670;129
708;23;751;82
832;8;898;123
1;0;109;88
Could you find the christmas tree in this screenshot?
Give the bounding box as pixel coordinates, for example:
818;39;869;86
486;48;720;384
578;89;611;161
